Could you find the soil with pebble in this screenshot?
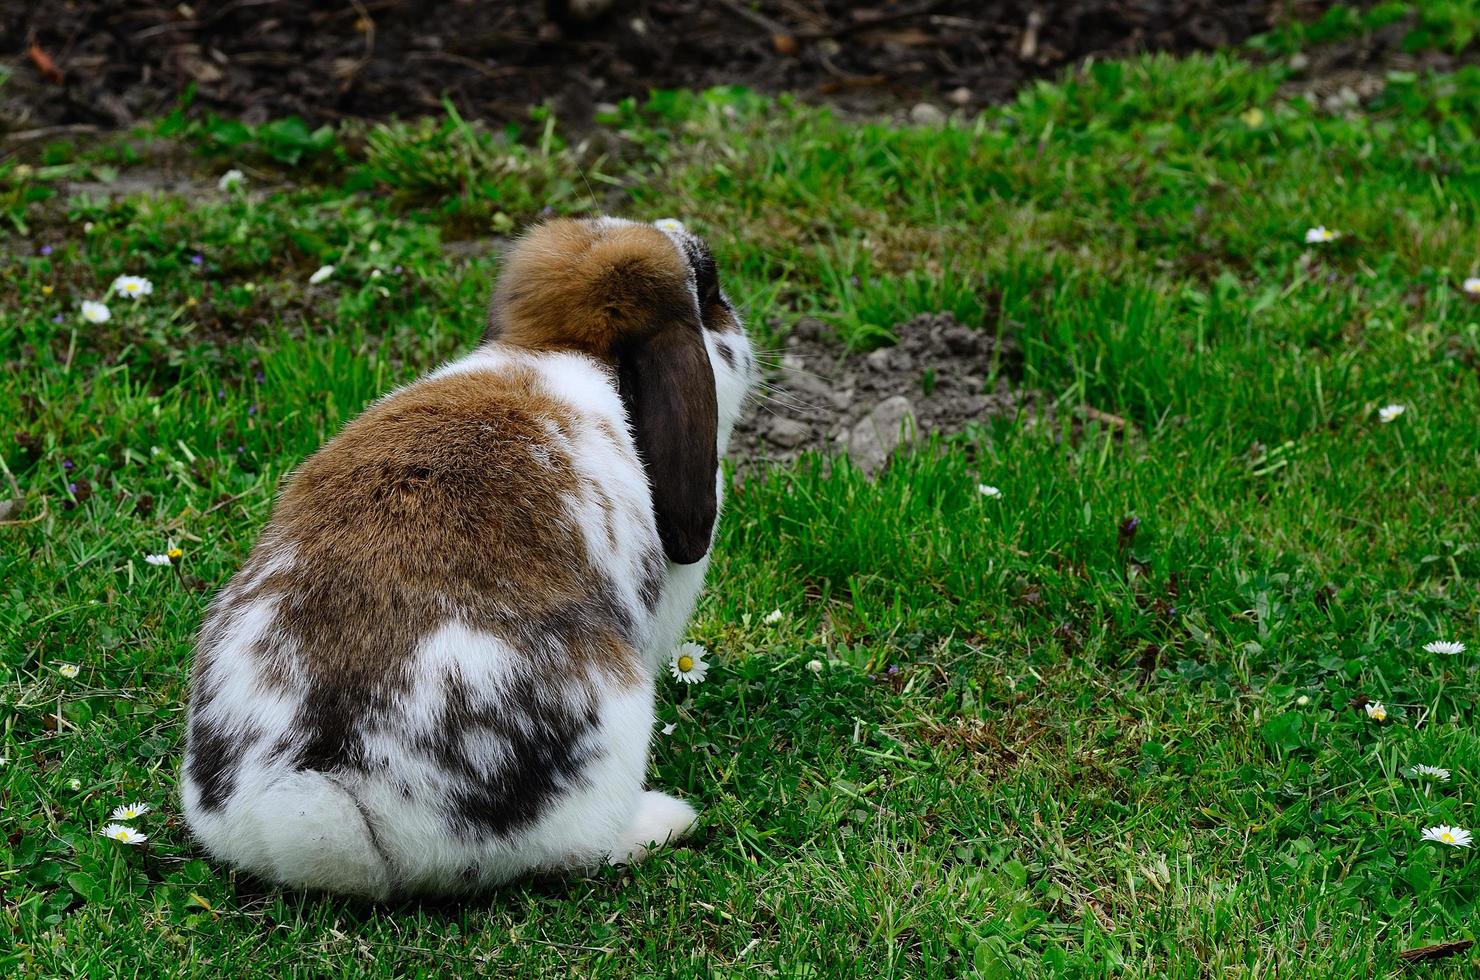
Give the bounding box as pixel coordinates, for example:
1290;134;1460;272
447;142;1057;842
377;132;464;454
730;313;1037;472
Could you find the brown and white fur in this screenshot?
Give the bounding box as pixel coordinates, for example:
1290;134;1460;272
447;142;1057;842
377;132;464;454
181;217;758;898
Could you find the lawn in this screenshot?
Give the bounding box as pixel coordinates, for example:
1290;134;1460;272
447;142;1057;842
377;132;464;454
4;8;1480;977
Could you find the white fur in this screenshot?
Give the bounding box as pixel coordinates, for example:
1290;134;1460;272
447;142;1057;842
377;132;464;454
611;791;699;865
182;219;757;897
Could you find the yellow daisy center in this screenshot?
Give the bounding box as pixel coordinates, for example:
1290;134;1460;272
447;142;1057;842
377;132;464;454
677;655;694;673
1441;832;1455;843
167;548;183;560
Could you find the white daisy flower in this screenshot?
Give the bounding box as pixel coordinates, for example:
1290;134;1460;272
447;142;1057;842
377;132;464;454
764;609;784;625
144;553;172;566
218;169;245;191
56;663;79;679
70;778;82;790
660;722;677;736
80;300;111;324
1304;226;1339;244
1377;404;1405;424
1424;640;1466;655
654;218;686;234
1421;825;1471;848
308;265;335;285
977;484;1002;498
1296;695;1310;706
100;824;148;845
1365;701;1388;722
111;275;154;300
1408;764;1452;782
669;642;709;684
110;801;152;821
1463;277;1480;295
806;659;824;674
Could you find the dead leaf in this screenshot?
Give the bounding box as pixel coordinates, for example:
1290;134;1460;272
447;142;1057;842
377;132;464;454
28;43;64;84
772;33;798;56
1398;939;1472;964
179;52;224;84
859;27;933;47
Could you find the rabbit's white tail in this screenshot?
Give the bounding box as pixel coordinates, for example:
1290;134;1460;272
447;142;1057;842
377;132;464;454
188;770;394;899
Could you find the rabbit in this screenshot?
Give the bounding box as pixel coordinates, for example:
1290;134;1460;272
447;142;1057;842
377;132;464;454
181;216;758;898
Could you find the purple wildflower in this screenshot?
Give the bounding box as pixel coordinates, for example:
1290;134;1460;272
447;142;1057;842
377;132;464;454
191;254;204;266
1118;515;1141;549
67;482;78;494
40;245;54;257
248;405;257;416
254;370;265;383
62;459;74;471
52;314;64;323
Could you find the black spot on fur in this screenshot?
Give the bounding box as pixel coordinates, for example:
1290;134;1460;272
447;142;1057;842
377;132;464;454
639;555;664;612
679;235;726;316
281;580;635;822
715;341;736;369
417;669;603;839
187;714;258;811
292;683;377;774
529;582;636;653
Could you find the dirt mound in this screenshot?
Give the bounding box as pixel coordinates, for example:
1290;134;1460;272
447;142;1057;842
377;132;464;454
731;313;1036;471
3;1;1300;131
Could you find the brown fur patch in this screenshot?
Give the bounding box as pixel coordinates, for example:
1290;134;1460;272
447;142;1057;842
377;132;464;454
488;219;693;358
204;368;647;776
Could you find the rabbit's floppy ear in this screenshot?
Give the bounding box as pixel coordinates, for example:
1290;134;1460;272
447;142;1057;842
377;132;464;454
618;314;718;565
485;217;721;564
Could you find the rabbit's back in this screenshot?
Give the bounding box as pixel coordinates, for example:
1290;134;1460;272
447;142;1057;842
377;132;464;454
182;350;668;895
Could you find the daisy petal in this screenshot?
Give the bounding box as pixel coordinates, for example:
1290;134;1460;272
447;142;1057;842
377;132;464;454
668;642;709;684
1421;825;1471;848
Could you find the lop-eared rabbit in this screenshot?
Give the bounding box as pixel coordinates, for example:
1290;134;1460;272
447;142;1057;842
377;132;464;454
182;217;758;898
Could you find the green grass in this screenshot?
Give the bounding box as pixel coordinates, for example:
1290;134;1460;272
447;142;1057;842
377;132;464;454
4;16;1480;978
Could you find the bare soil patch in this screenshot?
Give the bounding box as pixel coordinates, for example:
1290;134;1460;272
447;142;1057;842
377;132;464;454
4;1;1313;131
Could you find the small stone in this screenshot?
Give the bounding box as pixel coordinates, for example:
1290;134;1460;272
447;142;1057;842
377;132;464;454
846;395;919;476
1288;52;1309;72
767;417;811;449
946;86;972;107
909;102;946;127
792;316;827;341
865;347;893;372
940;325;980;355
778;356;833;403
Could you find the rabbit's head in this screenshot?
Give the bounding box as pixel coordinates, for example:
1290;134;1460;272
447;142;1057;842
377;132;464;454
484;217;757;564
